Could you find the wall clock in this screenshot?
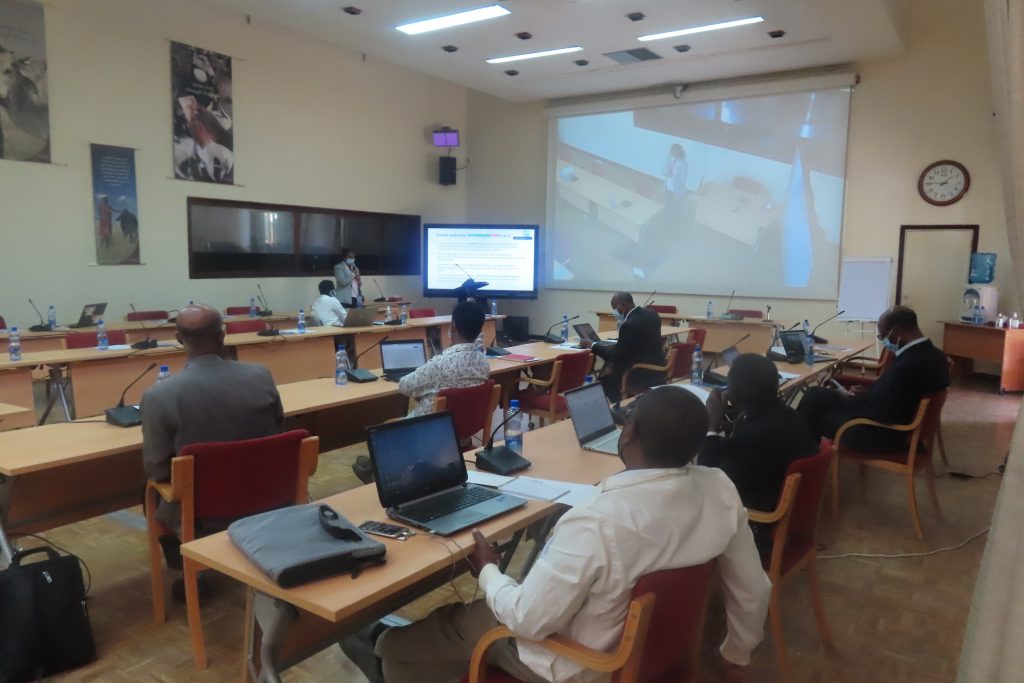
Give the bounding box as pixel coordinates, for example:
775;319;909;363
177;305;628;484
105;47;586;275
918;160;970;206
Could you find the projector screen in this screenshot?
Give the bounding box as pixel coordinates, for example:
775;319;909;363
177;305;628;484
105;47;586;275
423;224;539;299
546;87;851;300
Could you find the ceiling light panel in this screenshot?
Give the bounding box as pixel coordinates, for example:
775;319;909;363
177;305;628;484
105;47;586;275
637;16;764;42
486;46;583;64
396;4;510;35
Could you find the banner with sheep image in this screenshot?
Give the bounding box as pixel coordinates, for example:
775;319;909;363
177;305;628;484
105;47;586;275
171;40;234;184
0;0;50;163
91;144;141;265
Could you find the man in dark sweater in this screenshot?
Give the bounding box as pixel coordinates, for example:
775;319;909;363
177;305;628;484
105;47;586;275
798;305;950;451
699;353;820;556
582;292;665;403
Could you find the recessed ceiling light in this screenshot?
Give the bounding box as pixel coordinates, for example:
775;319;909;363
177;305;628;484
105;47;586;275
515;31;532;40
673;44;691;52
486;45;583;64
768;29;786;38
637;16;764;42
574;59;589;66
342;6;362;16
442;45;459;52
504;69;519;76
396;4;510;36
626;11;645;21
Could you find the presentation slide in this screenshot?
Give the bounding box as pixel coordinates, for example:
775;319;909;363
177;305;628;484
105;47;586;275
546;87;851;300
424;225;538;296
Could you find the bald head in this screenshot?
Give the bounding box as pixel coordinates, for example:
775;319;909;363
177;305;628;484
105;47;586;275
618;385;709;469
878;305;922;347
611;292;635;315
176;304;225;357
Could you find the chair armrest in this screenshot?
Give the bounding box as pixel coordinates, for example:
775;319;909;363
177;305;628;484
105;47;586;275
520;374;556;389
748;507;785;524
834;408;926;450
146;479;177;503
629;362;669;373
467;628;631;683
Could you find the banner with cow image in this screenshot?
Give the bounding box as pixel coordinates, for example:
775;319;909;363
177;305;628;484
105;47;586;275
0;0;50;163
171;40;234;184
91;144;140;265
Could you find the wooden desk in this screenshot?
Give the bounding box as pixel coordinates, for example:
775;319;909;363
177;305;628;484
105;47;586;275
0;330;66;352
0;367;37;430
595;310;687;333
182;419;623;677
406;315;501;352
0;402;30;426
942;321;1024;392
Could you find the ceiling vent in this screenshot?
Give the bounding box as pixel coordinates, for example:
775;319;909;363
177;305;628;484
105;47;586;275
603;47;662;64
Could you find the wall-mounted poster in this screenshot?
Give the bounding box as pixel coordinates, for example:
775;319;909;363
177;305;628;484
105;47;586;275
171;40;234;184
91;144;141;265
0;0;50;163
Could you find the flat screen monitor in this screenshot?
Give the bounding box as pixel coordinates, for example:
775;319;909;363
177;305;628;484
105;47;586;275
423;224;539;300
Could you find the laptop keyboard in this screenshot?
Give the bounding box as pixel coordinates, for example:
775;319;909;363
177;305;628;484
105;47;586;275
588;430;620;452
398;486;501;523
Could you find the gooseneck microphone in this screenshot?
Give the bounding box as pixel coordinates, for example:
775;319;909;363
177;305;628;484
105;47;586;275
543;315;581;344
642;290;657;307
256;283;273;316
105;362;158;427
372;278;386;303
347;335;389;383
809;310;846;344
27;298;51;332
474;407;532;475
129;304;159;350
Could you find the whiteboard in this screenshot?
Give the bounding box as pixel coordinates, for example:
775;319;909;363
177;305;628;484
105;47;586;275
838;259;892;322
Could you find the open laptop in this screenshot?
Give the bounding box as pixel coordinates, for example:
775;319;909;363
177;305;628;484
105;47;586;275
564;383;622;455
703;345;742;386
366;412;527;535
69;303;107;328
380;339;426;381
572;323;604;347
338;307;378;328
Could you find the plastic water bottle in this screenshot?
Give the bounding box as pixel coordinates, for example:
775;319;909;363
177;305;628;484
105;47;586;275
706;301;713;319
490;299;498;316
1012;313;1021;329
505;400;524;455
249;298;259;318
335;345;350;386
400;303;409;324
157;365;170;382
584;374;594;385
805;336;814;366
802;319;810;335
47;305;57;329
980;306;987;324
561;315;570;343
297;309;306;334
691;344;703;384
8;327;21;361
97;320;109;350
973;305;981;324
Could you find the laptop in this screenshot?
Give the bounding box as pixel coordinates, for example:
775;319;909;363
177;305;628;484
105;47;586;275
338;307;378;328
564;383;622;455
366;412;527;535
69;303;107;328
703;345;742;386
573;323;604;346
380;339;426;381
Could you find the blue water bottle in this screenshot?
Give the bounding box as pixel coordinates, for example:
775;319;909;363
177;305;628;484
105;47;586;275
691;344;702;384
47;305;57;329
297;309;306;334
706;301;713;319
97;320;109;350
249;298;259;318
400;303;409;324
157;365;170;382
490;299;498;316
561;315;570;343
505;400;524;455
8;327;21;361
335;345;350;386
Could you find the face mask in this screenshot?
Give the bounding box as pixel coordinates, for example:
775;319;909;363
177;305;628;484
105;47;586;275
880;332;900;352
612;308;624;322
346;258;355;266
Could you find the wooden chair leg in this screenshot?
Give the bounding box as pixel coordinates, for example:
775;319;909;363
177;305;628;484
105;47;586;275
145;491;167;624
924;460;943;521
937;429;950;468
183;556;208;670
906;470;925;541
805;557;834;649
769;591;794;683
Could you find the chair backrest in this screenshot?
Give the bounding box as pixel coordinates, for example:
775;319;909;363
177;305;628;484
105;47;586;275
555;352;593;394
408;308;437;319
620;562;716;682
125;310;169;322
686;328;706;347
65;330;128;349
225;306;252;316
0;316;6;330
179;429;312;522
782;439;833;546
225;319;267;334
667;341;696;381
919;390;948;449
647;304;678;314
727;308;763;320
436;380;498;445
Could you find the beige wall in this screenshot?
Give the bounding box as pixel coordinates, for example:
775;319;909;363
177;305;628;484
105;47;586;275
0;0;467;327
469;0;1010;344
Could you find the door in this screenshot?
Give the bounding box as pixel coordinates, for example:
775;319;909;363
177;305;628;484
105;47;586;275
897;226;979;345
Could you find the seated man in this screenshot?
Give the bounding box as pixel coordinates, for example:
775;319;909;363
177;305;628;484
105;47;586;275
699;353;819;556
581;292;664;403
349;385;771;683
798;305;950;451
141;304;284;564
310;279;347;326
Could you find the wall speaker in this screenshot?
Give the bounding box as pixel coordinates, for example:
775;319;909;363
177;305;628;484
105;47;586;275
439;156;456;186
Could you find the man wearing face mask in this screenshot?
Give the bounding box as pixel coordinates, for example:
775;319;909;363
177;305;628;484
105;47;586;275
797;305;949;451
310;279;347;326
581;292;665;403
334;247;362;308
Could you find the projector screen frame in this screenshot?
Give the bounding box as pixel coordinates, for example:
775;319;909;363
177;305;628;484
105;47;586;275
422;223;541;300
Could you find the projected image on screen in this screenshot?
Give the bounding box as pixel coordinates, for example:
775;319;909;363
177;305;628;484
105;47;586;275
547;88;850;300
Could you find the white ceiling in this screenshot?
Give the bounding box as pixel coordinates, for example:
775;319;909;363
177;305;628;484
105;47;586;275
205;0;906;102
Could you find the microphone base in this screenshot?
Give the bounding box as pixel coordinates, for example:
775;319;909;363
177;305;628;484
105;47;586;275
131;339;159;350
346;368;379;383
719;313;744;321
544;335;565;344
811;334;828;344
703;369;729;387
257;310;273;317
373;297;386;302
486;346;510;357
475;446;531;475
383;320;402;326
105;405;142;428
256;329;280;337
29;324;53;332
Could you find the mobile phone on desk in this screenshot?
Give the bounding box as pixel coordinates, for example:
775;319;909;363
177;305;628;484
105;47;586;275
359;520;414;540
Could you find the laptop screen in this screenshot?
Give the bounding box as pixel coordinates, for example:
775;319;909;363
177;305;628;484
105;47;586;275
721;346;740;367
366;412;467;509
573;323;599;343
564;383;617;445
381;340;426;372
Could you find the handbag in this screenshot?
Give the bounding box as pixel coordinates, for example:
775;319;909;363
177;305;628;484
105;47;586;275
0;546;96;682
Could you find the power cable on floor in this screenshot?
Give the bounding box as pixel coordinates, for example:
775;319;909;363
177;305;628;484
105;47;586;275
819;527;989;560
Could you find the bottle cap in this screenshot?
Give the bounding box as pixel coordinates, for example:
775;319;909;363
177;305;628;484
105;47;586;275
510;399;520;409
337;344;346;351
160;365;169;372
10;326;17;332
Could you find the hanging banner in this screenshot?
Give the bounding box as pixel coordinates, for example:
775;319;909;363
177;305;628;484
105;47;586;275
91;144;141;265
170;40;234;184
0;0;50;162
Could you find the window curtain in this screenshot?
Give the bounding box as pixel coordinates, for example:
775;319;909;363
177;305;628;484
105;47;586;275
958;2;1024;680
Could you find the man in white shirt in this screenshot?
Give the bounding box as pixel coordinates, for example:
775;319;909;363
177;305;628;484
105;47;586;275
310;280;347;326
361;385;771;683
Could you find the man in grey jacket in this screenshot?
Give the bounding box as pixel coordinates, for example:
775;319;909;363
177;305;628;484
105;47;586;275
142;304;283;567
